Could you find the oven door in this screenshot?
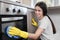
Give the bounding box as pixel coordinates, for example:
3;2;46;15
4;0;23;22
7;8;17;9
0;15;27;40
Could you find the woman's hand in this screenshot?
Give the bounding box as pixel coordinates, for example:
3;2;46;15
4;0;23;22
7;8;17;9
8;26;28;39
8;27;21;36
32;18;38;27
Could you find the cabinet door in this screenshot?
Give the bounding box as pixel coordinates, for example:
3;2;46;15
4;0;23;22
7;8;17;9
22;0;31;6
54;0;59;6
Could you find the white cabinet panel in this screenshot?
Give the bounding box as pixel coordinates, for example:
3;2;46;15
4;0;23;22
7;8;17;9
36;0;60;7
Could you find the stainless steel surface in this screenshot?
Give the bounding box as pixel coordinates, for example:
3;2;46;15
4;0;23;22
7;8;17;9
0;0;37;40
0;0;34;15
0;0;36;32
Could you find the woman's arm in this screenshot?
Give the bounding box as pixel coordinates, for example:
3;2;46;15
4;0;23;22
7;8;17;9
8;26;44;40
28;27;44;40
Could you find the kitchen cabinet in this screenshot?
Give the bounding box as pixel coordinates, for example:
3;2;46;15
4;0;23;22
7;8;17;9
36;0;60;7
9;0;32;7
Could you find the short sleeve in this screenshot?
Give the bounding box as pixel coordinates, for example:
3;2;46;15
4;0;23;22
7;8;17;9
38;17;49;30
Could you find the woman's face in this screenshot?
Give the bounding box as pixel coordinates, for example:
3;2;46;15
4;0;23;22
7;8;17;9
35;6;44;20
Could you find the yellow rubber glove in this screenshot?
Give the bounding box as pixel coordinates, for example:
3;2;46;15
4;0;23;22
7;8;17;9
8;27;28;39
32;18;38;27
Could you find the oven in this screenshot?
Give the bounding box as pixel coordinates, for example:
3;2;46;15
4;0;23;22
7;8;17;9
0;0;28;40
0;0;36;40
0;15;27;40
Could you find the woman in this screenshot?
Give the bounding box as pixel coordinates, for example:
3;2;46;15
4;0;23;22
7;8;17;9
8;2;56;40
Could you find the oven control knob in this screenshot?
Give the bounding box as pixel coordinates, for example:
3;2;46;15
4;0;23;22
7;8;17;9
6;8;9;12
13;9;16;13
17;9;21;13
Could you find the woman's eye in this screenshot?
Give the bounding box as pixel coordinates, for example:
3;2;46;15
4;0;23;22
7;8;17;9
34;9;41;12
38;10;41;12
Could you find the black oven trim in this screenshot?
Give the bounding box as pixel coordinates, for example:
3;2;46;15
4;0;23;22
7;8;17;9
0;15;27;23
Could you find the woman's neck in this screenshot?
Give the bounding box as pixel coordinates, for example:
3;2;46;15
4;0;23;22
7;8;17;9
39;16;44;20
